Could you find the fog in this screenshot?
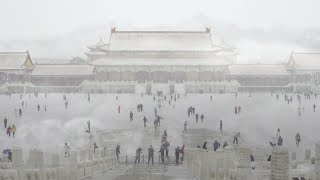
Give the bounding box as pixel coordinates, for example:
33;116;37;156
0;0;319;63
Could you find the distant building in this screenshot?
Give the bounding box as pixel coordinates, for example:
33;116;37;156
227;64;292;87
286;52;320;83
86;27;237;83
29;64;95;86
0;51;34;84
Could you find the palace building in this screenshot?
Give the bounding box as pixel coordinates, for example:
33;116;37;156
86;27;237;83
1;28;320;92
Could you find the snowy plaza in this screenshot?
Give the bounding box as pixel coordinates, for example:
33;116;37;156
1;90;320;179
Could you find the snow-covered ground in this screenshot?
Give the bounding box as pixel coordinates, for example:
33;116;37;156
0;92;319;161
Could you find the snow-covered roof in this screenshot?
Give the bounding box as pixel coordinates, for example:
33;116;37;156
107;29;217;51
228;64;289;76
90;57;230;66
287;53;320;70
31;64;95;76
0;52;34;69
87;39;109;50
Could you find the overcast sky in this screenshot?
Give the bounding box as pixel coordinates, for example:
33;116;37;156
0;0;319;61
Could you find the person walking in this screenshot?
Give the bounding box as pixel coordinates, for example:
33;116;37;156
202;141;207;150
64;143;70;157
219;120;223;133
11;124;16;138
116;145;120;162
180;145;185;163
4;117;7;128
93;143;99;154
143;116;148;127
147;145;154;165
135;147;142;164
175;146;180;165
295;132;301;147
183;121;188;133
130;111;133;122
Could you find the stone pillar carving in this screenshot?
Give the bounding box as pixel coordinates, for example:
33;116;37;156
271;147;289;180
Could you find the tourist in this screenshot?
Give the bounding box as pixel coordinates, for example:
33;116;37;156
159;145;165;164
7;125;11;137
147;145;154;165
220;120;223;133
4;117;7;128
175;146;180;165
278;136;283;146
37;104;40;111
223;142;228;148
93;143;99;154
118;105;120;114
19;109;22;117
11;124;16;138
143;116;148;127
202;142;207;150
116;145;120;162
213;140;220;152
295;132;301;147
64;143;70;157
313;104;316;112
195;113;199;123
65;101;68;109
180;145;185;163
200;114;204;123
183;121;188;133
86;120;91;133
235;106;238;114
130;111;133;122
135;147;142;164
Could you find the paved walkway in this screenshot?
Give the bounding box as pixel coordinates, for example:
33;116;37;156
86;164;196;180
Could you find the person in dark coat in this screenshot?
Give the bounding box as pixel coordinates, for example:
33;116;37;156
130;111;133;122
202;142;207;150
135;147;142;164
159;145;165;164
180;145;185;162
223;142;228;148
278;136;283;146
116;145;120;162
175;146;180;165
143;116;148;127
213;140;220;152
219;120;223;133
4;117;7;128
147;145;154;165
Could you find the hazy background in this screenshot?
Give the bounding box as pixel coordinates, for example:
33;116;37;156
0;0;319;63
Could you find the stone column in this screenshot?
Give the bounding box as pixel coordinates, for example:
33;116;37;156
237;146;252;180
315;143;320;180
271;147;289;180
305;149;311;161
12;147;24;167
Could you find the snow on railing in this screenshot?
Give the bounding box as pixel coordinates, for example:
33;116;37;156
0;147;118;180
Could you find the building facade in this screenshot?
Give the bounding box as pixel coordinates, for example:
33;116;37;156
86;27;237;83
0;52;34;84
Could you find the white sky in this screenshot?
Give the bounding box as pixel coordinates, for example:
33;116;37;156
0;0;319;40
0;0;319;61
